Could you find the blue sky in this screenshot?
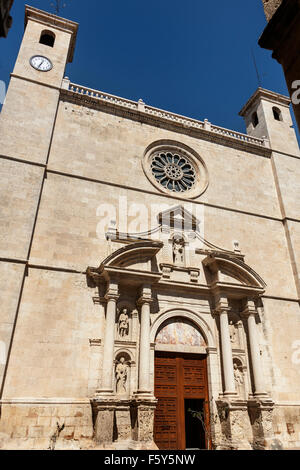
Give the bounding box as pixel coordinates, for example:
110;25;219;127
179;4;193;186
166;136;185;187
0;0;298;137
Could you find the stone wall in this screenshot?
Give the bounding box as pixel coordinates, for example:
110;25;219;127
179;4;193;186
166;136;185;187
262;0;284;21
0;5;300;449
0;401;94;450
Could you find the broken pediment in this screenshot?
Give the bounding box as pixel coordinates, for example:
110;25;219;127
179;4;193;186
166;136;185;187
202;253;266;294
88;205;266;296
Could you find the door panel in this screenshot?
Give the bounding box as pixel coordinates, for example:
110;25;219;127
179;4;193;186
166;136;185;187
154;352;209;450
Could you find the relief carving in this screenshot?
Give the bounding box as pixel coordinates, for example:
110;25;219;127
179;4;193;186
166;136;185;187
115;357;129;395
138;408;155;442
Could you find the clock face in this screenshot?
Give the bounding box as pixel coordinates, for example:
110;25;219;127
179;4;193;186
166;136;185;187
30;55;53;72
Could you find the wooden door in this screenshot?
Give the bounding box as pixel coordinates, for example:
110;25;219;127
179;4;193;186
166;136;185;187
154;352;209;450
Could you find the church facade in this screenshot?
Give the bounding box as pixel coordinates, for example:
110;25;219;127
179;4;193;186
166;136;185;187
0;6;300;450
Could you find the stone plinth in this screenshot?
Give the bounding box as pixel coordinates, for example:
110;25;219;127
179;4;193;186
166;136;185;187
91;396;157;448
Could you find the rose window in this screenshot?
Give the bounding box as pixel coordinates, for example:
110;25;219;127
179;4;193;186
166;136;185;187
151;152;196;193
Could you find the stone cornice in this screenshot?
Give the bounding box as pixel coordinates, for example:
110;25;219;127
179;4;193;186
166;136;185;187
25;5;78;62
239;87;291;117
60;82;272;158
0;398;90;405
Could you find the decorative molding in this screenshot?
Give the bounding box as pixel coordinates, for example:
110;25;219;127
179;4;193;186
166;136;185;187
89;339;102;347
0;398;91;405
159;263;201;284
241;299;258;317
275;401;300;407
61;83;273;156
137;292;153;307
214;294;230;313
92;296;106;305
105;282;119;301
114;340;137;348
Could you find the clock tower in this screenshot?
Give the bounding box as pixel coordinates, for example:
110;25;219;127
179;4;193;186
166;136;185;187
0;5;78;164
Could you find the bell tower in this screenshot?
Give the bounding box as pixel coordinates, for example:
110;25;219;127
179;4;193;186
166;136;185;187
0;6;78;164
239;87;299;156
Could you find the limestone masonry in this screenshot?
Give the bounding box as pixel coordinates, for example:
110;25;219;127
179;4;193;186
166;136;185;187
0;5;300;450
262;0;283;21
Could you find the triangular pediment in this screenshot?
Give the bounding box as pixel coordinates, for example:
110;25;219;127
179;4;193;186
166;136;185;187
158;205;200;231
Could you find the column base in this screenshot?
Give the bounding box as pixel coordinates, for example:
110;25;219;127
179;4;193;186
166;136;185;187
220;391;239;399
94;388;114;396
91;395;158;447
214;396;275;450
134;390;156;400
91;398;117;445
131;396;158;444
253;392;269;399
247;398;275;450
215;399;252;450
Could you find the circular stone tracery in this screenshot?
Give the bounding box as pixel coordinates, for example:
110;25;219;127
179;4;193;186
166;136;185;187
151;152;196;193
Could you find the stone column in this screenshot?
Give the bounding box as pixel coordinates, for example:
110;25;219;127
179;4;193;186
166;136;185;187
243;300;267;397
216;298;236;396
100;281;119;394
137;285;152;394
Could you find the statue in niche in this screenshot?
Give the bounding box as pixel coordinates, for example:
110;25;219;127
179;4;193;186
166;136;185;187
234;362;244;397
229;321;237;344
173;237;185;265
115;357;128;395
118;307;130;337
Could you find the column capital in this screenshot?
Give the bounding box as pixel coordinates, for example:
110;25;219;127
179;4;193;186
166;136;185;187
93;296;107;305
105;282;119;302
241;299;257;317
215;297;230;314
137;285;153;306
137;295;153;306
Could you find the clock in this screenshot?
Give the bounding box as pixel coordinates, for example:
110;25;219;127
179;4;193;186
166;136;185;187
30;55;53;72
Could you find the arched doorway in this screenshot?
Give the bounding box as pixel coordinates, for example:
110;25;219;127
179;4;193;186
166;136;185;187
153;317;210;450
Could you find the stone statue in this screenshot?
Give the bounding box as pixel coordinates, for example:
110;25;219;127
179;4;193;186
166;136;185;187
234;363;244;397
229;321;237;344
173;237;184;265
115;357;128;395
118;308;129;337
